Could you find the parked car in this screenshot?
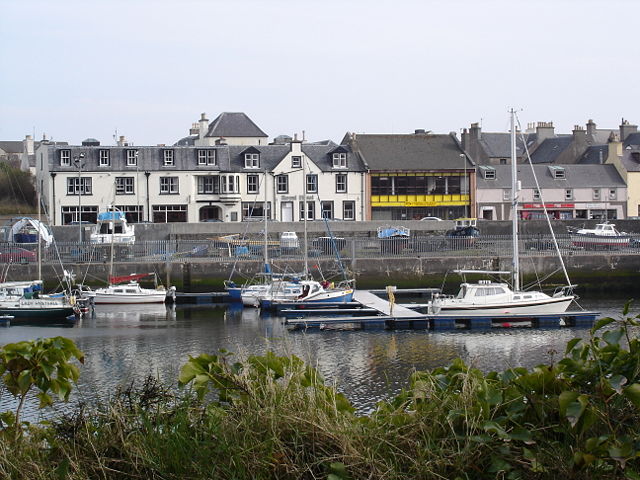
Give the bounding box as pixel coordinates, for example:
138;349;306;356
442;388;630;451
419;216;442;221
312;236;347;254
0;247;37;263
445;225;480;249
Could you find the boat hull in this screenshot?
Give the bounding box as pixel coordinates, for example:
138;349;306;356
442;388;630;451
0;306;76;321
262;289;354;309
92;293;167;304
433;296;573;316
571;234;630;249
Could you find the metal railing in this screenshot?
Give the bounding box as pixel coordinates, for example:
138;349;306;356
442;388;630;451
2;234;639;266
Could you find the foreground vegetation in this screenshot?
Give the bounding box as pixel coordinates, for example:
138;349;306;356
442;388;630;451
0;163;36;214
2;308;640;479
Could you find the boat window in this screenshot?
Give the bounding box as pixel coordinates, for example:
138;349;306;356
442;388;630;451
114;289;124;293
494;287;506;295
475;288;488;297
523;295;532;299
126;289;137;294
456;286;467;298
513;296;520;300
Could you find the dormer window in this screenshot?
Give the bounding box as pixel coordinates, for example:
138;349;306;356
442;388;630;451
163;150;174;166
60;150;71;166
332;152;347;168
244;153;259;168
197;149;216;166
126;149;138;166
99;150;110;167
533;189;541;201
549;165;565;179
480;166;495;179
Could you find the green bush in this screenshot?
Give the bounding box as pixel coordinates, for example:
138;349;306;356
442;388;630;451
3;306;640;479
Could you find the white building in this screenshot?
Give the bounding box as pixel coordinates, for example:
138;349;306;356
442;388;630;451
34;125;365;225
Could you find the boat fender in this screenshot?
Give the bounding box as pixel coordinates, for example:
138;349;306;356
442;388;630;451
70;296;76;306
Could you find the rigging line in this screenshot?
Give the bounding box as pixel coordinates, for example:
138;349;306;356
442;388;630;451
514;112;574;290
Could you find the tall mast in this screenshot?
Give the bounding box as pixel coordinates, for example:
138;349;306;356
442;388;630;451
37;190;42;281
264;171;269;272
302;156;309;278
109;205;115;284
510;109;520;291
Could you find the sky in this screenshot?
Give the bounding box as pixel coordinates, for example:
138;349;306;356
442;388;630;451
2;0;639;146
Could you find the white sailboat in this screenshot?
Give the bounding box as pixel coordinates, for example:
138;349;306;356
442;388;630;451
429;109;575;315
84;205;175;305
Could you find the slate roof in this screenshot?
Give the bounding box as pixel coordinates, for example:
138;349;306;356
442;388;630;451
624;132;640;147
0;141;23;154
578;145;608;165
205;112;268;139
619;148;640;172
349;133;471;171
529;136;573;164
477;132;537;158
174;135;197;146
476;164;625;189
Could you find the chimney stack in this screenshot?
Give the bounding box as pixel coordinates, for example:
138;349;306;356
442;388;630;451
535;121;555;142
620;118;638;142
117;135;128;147
198;113;209;140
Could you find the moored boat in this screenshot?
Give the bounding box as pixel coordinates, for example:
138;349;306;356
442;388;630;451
569;223;630;249
85;273;176;304
0;280;77;321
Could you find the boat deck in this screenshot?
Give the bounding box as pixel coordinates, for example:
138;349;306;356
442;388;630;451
352;290;425;318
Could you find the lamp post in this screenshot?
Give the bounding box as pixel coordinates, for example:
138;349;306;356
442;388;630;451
460;153;468;218
73;153;86;243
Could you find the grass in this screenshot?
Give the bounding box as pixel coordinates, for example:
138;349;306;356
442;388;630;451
3;315;640;479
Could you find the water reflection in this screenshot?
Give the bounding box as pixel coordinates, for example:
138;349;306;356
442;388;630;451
0;297;636;418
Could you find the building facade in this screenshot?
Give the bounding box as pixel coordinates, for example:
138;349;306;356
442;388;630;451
34;138;365;225
346;131;475;220
476;164;627;221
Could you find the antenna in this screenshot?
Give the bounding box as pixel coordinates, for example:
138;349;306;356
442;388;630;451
113;128;118;145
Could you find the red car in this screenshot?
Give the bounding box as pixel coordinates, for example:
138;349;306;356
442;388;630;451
0;247;37;263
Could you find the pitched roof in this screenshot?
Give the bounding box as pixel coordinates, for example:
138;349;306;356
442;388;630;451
349;133;470;171
619;147;640;172
529;136;573;164
0;141;23;154
476;164;625;189
624;132;640;147
478;132;536;158
578;145;608;164
206;112;268;138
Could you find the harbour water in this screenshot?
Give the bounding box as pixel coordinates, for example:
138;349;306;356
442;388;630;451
0;296;637;418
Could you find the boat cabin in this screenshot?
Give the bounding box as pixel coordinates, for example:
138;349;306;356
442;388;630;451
90;209;135;245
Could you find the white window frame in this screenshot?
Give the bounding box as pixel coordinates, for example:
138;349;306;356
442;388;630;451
276;174;288;194
321;201;334;219
291;156;301;168
66;177;92;195
306;174;318;193
593;188;601;200
565;189;573;200
126;149;138;166
115;177;135;195
299;201;315;220
343;201;355;221
159;176;179;194
244;153;259;169
609;188;617;200
335;174;347;193
247;174;259;194
502;189;510;201
99;150;110;167
332;152;347;168
222;175;239;194
197;149;216;166
483;169;496;180
60;150;71;166
163;150;174;166
197;176;219;194
533;189;541;201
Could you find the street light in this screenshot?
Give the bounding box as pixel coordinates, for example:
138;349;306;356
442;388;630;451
460;153;468;218
73;153;86;244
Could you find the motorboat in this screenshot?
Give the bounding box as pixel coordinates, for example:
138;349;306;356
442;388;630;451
0;280;77;321
90;208;135;245
85;273;176;305
569;223;630;249
428;110;575;316
429;278;574;315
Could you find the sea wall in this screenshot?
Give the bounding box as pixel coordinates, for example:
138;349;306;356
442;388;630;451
9;251;640;295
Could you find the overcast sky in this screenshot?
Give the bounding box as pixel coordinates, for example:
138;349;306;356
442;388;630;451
2;0;638;146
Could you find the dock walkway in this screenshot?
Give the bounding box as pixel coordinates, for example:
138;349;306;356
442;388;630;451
352;290;426;318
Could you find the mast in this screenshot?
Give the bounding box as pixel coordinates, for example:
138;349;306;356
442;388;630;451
37;190;42;281
109;205;115;284
263;170;269;273
302;156;309;279
510;109;520;292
